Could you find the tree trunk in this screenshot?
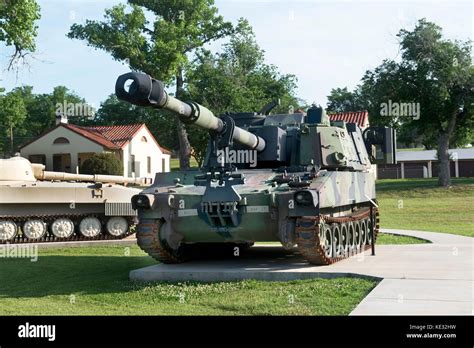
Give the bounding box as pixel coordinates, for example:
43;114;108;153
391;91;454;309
175;68;191;170
437;133;451;187
437;110;458;187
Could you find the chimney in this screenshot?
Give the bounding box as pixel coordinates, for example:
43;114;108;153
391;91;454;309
55;111;68;125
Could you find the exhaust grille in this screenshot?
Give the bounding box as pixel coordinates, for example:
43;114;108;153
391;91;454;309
105;202;137;216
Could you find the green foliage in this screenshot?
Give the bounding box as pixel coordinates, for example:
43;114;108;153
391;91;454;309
327;19;473;185
0;0;41;68
326;87;366;113
0;85;92;155
68;0;233;82
80;153;123;176
362;20;473;143
0;90;27;154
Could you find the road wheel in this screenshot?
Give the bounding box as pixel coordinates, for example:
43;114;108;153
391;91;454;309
106;217;129;237
51;218;75;239
0;220;18;241
79;217;102;238
23;219;47;240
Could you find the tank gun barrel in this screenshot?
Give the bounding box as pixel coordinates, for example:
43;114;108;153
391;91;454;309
31;164;150;186
115;72;266;152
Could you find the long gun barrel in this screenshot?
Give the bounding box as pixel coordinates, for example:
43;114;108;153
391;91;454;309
31;164;151;186
115;72;266;152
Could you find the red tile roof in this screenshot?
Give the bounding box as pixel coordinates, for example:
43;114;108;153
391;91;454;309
329;111;369;128
19;122;171;154
64;124;121;149
85;124;144;148
67;123;172;154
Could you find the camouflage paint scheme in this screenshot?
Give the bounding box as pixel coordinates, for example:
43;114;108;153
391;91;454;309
136;124;376;249
115;72;395;262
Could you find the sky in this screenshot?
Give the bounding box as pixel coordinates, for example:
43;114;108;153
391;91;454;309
0;0;472;110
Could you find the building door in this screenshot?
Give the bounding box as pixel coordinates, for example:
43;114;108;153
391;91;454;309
53;154;71;172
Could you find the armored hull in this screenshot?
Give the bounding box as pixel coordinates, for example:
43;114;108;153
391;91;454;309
116;72;394;265
135;168;379;264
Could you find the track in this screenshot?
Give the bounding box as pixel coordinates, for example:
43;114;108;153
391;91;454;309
136;220;186;263
295;206;379;265
136;206;379;265
0;213;135;244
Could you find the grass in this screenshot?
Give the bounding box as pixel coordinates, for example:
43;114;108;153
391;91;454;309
376;178;474;237
170;157;199;170
0;245;377;315
376;233;429;244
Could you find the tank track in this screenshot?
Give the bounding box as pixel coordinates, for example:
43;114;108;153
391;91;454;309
0;213;135;244
295;206;379;265
136;220;185;264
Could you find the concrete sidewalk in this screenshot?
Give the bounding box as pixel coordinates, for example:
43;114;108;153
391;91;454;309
129;229;473;315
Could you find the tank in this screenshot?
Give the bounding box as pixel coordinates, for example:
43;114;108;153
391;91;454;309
115;72;397;265
0;156;150;243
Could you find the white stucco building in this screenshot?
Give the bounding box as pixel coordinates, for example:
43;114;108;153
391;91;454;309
19;121;171;181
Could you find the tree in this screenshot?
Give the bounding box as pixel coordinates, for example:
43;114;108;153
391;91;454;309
326;87;366;113
328;20;473;186
0;0;41;69
80;153;123;176
364;20;473;186
68;0;233;170
186;19;301;164
16;85;90;136
0;91;27;155
0;86;93;155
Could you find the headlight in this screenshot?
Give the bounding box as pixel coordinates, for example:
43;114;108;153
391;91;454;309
294;190;314;205
132;195;151;209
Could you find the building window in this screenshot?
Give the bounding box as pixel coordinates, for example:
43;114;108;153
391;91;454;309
141;136;147;142
53;137;70;144
130;155;135;174
162;158;166;172
147;157;151;174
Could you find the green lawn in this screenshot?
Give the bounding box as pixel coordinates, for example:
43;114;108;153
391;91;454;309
0;245;377;315
170;157;199;170
377;233;429;244
376;178;474;237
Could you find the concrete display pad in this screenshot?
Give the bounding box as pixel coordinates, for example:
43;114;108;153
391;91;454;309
129;229;473;315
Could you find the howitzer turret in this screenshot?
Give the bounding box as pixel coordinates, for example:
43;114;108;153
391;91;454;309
115;71;397;266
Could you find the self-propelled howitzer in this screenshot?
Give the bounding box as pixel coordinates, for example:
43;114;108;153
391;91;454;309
115;72;396;265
